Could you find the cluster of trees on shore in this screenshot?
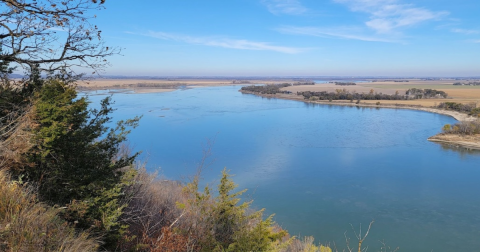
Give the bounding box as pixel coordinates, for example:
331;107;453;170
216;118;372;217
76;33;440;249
333;82;356;86
299;88;447;101
241;84;449;102
240;82;316;94
292;81;315;85
442;120;480;135
437;102;480;116
300;89;404;101
241;83;292;94
453;82;480;86
406;88;447;99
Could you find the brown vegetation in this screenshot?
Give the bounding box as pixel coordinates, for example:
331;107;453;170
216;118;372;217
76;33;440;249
0;170;100;251
442;120;480;135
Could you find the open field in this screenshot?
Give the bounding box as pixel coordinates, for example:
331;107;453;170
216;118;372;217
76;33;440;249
281;80;480;106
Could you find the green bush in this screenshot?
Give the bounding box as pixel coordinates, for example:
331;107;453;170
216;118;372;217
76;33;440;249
8;79;140;249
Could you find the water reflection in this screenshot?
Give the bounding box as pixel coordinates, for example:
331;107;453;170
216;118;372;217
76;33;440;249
438;143;480;158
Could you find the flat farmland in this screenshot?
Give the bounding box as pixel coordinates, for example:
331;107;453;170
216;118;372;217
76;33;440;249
284;80;480;107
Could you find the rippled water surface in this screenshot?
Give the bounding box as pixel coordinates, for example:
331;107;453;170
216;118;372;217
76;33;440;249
84;86;480;251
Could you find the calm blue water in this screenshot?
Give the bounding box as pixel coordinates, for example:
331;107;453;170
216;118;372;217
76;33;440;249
84;86;480;251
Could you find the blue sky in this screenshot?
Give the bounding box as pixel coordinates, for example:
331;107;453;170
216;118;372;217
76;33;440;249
96;0;480;77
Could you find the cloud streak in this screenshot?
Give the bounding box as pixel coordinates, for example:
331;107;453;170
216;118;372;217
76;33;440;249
262;0;308;15
277;25;398;42
334;0;448;33
451;28;479;35
143;31;308;54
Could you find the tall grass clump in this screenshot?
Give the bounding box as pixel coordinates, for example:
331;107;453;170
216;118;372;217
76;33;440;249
0;169;100;251
118;167;186;251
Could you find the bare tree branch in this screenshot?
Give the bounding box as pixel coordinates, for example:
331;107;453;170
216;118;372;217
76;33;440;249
0;0;118;76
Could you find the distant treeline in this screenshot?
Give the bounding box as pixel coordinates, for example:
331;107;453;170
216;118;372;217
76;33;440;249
300;89;403;101
300;88;447;101
437;102;480;116
333;82;356;86
293;81;315;85
240;83;292;94
241;85;449;101
453;82;480;86
240;82;315;94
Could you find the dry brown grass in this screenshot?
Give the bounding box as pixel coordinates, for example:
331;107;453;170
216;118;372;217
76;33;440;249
0;169;99;251
441;89;480;99
118;167;190;251
0;106;35;171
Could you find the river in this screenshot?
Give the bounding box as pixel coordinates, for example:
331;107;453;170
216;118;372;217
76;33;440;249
84;85;480;251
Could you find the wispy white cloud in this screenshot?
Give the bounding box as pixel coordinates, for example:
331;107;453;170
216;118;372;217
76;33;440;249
334;0;448;34
472;40;480;43
451;28;479;35
277;25;399;42
142;31;308;54
261;0;308;15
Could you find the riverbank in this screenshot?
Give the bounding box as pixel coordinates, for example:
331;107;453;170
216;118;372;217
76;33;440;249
240;90;480;150
428;134;480;150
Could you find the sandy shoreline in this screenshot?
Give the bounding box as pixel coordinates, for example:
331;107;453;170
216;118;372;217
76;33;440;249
428;134;480;150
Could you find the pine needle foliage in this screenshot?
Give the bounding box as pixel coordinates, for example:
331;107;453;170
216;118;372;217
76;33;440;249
181;168;288;251
8;79;141;249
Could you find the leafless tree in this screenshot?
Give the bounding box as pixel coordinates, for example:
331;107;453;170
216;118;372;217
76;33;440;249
0;0;117;76
344;221;374;252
